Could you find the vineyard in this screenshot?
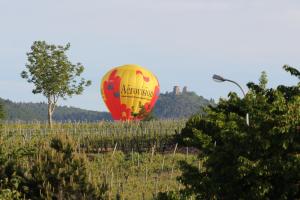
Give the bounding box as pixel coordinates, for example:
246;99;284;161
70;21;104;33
0;120;200;200
2;120;187;152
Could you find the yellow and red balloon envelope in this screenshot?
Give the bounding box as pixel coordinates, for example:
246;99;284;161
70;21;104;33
101;64;160;121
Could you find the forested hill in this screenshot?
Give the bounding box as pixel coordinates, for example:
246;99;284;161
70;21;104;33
0;91;214;121
153;91;215;119
0;98;112;122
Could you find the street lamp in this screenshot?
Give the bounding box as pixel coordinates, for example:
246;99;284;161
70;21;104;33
212;74;249;126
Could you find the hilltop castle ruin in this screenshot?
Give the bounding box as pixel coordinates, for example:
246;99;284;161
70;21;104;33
173;86;188;95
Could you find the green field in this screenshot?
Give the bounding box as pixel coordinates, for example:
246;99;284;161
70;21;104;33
0;120;200;200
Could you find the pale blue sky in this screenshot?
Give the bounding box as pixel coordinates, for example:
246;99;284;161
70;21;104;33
0;0;299;111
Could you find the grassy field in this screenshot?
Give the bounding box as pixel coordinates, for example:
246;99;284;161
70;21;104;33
0;120;200;199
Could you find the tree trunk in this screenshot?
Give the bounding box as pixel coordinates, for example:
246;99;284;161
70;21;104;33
48;103;53;128
48;96;57;128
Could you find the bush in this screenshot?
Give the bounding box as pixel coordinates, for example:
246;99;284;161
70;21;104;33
22;135;105;199
0;188;21;200
173;66;300;199
0;135;107;199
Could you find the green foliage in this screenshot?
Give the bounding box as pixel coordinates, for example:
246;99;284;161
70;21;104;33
136;106;157;121
174;66;300;199
0;146;23;200
21;41;91;127
154;91;215;119
1;120;185;153
0;88;214;121
0;120;193;199
53;105;111;121
0;127;198;199
0;135;106;199
23;135;103;199
21;41;91;98
0;98;111;122
259;71;268;89
0;188;21;200
0;103;5;120
155;192;180;200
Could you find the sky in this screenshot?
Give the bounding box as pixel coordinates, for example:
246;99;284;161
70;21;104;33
0;0;299;111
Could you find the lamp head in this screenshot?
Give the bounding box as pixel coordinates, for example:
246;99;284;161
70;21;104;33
213;74;226;82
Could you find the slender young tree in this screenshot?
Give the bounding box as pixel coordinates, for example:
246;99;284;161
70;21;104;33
21;41;91;127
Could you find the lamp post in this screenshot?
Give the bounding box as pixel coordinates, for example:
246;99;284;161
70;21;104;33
212;74;249;126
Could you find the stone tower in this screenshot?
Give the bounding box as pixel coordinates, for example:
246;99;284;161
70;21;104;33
173;86;181;95
182;86;188;93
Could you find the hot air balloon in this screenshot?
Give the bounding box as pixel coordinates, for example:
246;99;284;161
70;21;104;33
101;64;160;121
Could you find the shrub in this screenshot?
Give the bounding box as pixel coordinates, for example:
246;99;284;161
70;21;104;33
22;135;106;199
173;66;300;199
